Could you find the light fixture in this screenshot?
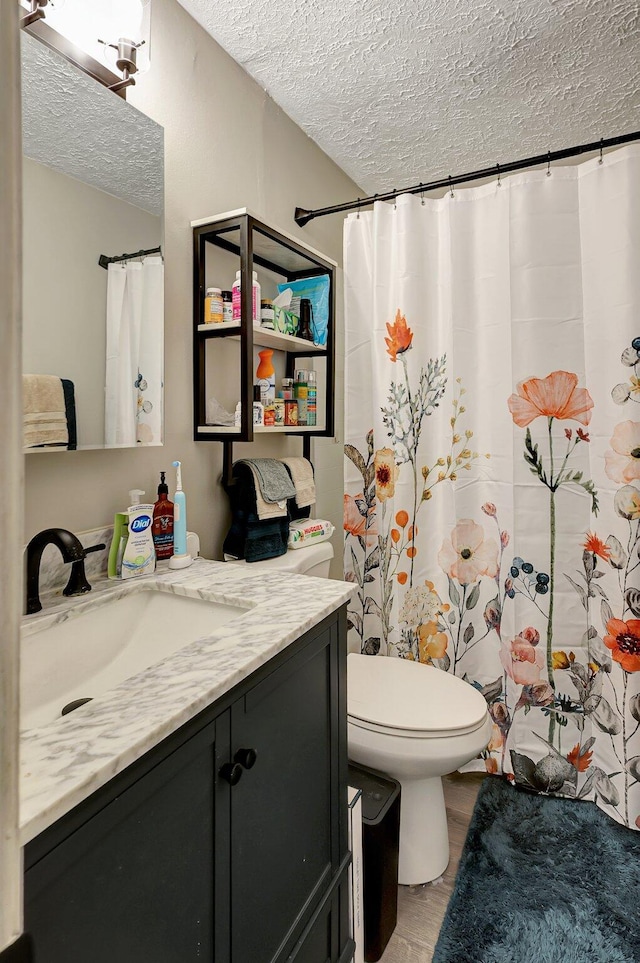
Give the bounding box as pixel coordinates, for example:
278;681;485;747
19;0;151;97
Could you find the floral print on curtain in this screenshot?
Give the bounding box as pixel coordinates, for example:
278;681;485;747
343;147;640;829
345;317;640;825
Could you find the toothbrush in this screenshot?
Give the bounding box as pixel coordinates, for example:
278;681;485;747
172;460;188;558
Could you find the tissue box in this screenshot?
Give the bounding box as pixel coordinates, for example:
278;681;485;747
274;306;299;336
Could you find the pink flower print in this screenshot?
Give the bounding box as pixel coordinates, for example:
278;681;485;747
438;519;498;585
500;633;546;685
507;370;593;428
605;421;640;484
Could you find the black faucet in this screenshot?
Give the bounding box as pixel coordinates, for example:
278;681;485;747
25;528;106;615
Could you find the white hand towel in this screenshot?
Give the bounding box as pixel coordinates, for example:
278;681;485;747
23;374;68;448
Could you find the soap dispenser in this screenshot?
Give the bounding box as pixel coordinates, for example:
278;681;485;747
152;471;174;561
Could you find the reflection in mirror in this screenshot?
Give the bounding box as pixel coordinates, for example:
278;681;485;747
21;33;164;452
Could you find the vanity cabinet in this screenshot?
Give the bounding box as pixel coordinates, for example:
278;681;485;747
191;210;336;483
23;607;353;963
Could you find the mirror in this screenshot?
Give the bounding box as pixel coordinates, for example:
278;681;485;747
21;33;164;451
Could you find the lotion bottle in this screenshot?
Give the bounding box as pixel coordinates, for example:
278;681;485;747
152;471;174;560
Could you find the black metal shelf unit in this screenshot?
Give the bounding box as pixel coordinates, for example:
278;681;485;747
192;209;336;478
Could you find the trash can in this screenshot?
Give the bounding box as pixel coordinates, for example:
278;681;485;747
348;763;401;962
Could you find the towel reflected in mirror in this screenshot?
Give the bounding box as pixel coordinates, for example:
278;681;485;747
23;374;77;450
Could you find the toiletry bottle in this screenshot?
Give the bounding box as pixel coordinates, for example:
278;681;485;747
253;385;265;426
169;461;193;569
152;470;174;560
108;512;128;579
256;349;275;405
222;289;233;322
121;490;156;580
295;369;308;426
307;370;317;426
232;270;261;324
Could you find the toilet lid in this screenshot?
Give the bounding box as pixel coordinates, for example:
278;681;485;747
347;653;488;734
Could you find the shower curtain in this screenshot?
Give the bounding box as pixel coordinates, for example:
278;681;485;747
343;144;640;829
105;254;164;446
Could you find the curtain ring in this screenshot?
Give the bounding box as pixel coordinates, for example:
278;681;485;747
546;151;552;177
356;198;360;219
496;163;501;187
449;175;454;198
419;182;425;206
599;138;604;165
393;190;397;211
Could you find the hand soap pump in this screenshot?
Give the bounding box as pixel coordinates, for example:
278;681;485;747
169;461;193;570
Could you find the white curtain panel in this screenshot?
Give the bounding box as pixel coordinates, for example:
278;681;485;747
105;255;163;446
343;144;640;828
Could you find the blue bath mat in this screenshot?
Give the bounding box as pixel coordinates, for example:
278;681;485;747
433;776;640;963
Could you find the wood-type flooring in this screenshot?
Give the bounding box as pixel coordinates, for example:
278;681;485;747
379;772;485;963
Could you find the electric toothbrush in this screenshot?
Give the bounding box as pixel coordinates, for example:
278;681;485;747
168;460;193;569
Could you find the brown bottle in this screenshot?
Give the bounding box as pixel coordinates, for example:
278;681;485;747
152;471;174;560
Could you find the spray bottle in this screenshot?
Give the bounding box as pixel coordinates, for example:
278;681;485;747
169;461;193;570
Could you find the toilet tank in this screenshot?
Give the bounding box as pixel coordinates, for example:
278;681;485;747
226;541;334;578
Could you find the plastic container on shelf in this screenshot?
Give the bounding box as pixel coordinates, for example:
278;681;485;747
204;287;223;324
232;270;261;324
256;349;275;405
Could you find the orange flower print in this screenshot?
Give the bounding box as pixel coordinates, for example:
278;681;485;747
343;493;377;540
566;743;593;772
417;621;448;663
438;519;498;585
605;422;640;484
395;510;409;528
374;448;399;501
604;618;640;672
582;533;611;561
485;757;499;774
385;310;413;362
507;370;594;428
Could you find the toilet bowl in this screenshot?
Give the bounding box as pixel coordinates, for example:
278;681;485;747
347;653;491;885
226;540;334;578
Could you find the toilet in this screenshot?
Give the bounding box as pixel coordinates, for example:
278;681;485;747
226;540;334;578
347;653;491;886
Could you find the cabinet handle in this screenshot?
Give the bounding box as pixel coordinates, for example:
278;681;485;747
219;762;243;785
234;747;258;770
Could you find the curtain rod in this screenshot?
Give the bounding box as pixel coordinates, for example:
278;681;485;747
294;130;640;227
98;246;162;269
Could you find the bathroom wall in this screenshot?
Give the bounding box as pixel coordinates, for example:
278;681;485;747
23;0;360;574
0;2;23;952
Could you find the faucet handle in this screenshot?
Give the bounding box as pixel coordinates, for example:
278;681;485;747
62;543;106;598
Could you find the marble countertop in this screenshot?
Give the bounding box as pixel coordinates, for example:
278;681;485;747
20;558;354;845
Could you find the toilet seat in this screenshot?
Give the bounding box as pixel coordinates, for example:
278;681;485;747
347;652;488;737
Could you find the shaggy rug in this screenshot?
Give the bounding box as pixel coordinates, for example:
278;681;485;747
433;776;640;963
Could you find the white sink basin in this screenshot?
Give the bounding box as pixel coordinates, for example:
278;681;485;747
21;587;250;730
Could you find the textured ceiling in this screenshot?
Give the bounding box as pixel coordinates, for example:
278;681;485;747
177;0;640;195
21;34;164;216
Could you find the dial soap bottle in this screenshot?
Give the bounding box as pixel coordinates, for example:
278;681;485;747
121;489;156;580
152;470;174;560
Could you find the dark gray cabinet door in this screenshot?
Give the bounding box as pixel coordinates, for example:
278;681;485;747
228;621;340;963
24;720;218;963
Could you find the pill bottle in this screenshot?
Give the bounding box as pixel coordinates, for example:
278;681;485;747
204;287;223;324
232;271;261;324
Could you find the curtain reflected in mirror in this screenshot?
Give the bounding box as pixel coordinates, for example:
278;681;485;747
21;33;164;451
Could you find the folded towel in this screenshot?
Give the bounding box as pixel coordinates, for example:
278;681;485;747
247;464;288;520
281;457;316;509
239;458;296;503
23;374;68;448
245;517;289;562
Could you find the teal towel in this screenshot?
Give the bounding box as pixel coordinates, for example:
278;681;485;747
239;458;296;503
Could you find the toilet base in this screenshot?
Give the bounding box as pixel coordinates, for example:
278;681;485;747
398;775;449;885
